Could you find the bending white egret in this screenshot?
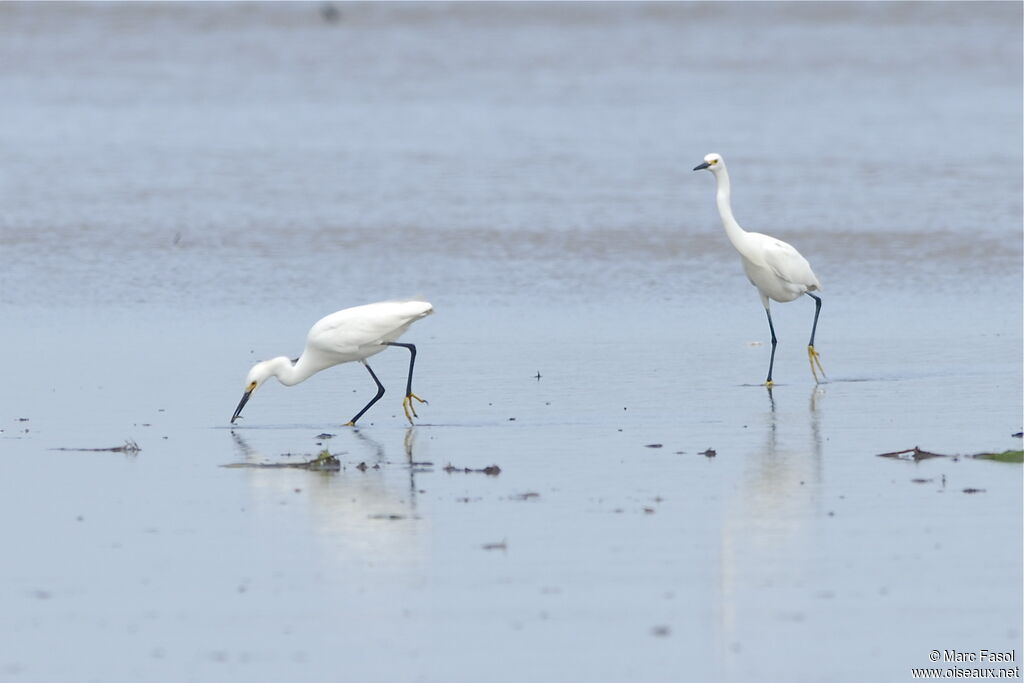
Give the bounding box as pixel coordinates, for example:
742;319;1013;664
231;300;434;425
693;153;825;385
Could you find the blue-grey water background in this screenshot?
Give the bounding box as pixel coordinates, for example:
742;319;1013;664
1;3;1021;682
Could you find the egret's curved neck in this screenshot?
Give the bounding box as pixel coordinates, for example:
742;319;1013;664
712;166;749;250
266;356;320;387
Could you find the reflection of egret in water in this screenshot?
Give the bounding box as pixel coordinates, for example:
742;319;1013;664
716;386;826;679
736;387;824;530
350;427;427;512
229;428;430;570
809;386;824;461
229;429;266;461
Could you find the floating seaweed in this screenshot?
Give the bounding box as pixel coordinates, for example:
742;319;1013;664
222;450;341;471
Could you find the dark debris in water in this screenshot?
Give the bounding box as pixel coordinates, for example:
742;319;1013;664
482;540;507;551
644;443;663;449
962;488;986;494
51;439;140;454
877;446;1023;463
443;463;501;476
877;446;947;461
320;3;341;24
509;492;540;501
700;448;717;458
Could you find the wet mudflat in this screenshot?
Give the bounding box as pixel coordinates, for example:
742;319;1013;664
1;3;1021;682
2;297;1020;682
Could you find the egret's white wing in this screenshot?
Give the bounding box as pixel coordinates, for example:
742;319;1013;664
758;235;821;291
307;301;432;357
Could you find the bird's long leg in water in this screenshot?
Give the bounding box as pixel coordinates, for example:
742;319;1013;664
764;305;778;387
345;361;386;426
385;342;427;422
806;293;826;382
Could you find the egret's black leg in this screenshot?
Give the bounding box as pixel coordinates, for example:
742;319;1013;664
385;342;427;423
384;342;418;396
345;361;385;426
806;293;826;382
764;306;778;387
807;293;823;347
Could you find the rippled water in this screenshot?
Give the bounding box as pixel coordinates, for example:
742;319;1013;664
1;3;1021;682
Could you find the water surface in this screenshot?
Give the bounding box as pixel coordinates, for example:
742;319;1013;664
1;3;1021;682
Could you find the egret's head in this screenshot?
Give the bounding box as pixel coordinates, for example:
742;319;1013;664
230;361;275;424
693;153;724;173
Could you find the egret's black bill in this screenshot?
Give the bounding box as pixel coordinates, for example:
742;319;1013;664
231;390;252;424
693;161;710;171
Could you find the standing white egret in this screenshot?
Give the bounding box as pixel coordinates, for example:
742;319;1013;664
693;153;825;385
230;300;433;425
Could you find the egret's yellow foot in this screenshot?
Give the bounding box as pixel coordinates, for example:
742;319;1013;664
807;345;826;383
763;380;775;388
402;393;427;423
344;420;356;427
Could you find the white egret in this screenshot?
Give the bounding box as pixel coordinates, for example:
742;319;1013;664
231;300;434;425
693;153;825;385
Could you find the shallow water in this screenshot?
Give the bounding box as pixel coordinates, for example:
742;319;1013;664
1;3;1021;682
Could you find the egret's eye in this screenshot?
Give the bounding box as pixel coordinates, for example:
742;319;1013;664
709;159;719;165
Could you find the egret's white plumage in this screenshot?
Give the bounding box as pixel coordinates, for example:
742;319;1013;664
231;300;433;425
693;153;825;385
